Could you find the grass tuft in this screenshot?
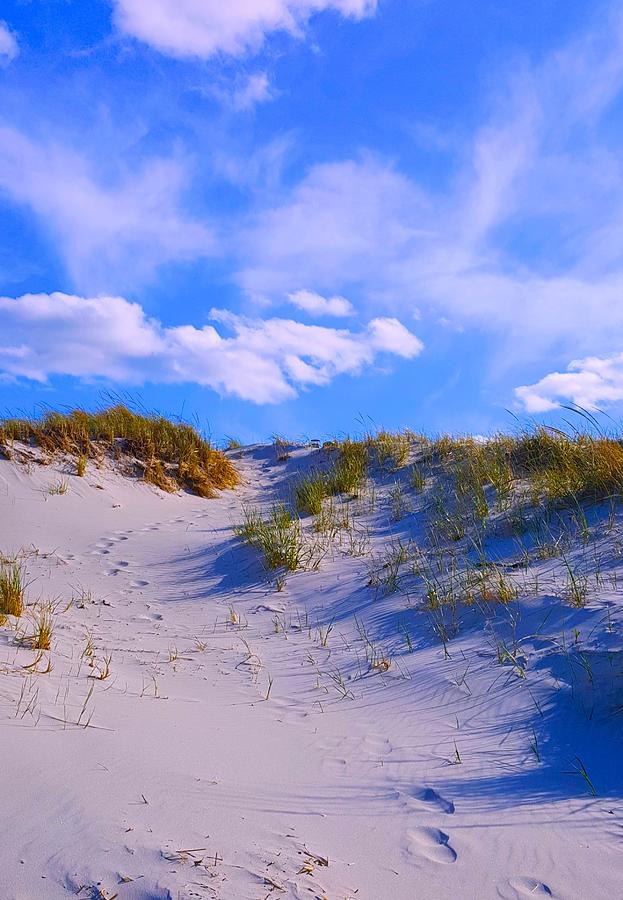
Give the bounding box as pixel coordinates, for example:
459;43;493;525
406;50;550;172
295;471;328;515
235;503;305;571
368;430;412;469
20;603;54;650
0;562;25;616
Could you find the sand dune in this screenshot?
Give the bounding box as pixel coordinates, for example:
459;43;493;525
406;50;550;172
1;441;621;899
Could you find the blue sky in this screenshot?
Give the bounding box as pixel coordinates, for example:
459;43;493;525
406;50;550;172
0;0;622;442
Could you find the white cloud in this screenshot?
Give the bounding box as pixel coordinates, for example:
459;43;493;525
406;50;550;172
238;157;429;302
113;0;377;59
288;289;354;317
0;22;18;63
0;293;423;403
516;354;623;413
0;126;213;291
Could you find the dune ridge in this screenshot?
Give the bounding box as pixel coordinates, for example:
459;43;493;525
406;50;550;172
0;427;622;899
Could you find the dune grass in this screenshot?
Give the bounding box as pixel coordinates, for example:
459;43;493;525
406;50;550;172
295;439;368;516
20;604;54;650
76;452;87;477
48;478;69;496
0;404;238;498
0;562;25;617
295;471;328;516
235;503;306;571
368;429;412;469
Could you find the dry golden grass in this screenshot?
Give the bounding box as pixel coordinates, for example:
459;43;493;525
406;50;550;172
19;604;54;650
76;452;87;477
0;562;25;617
0;404;239;498
422;426;623;506
368;429;412;469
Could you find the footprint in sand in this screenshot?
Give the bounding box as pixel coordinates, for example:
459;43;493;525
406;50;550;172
404;827;457;864
507;877;553;897
93;540;114;555
130;579;149;588
408;786;455;815
116;560;130;567
104;568;121;576
361;734;393;760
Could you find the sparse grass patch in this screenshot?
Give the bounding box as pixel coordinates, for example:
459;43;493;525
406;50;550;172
410;463;426;492
273;435;291;462
19;603;54;650
562;556;589;607
478;568;518;605
313;498;351;536
369;430;412;469
48;478;69;495
389;481;409;521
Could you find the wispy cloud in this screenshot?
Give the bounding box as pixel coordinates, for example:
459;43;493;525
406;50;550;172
0;293;423;403
0;21;18;64
234;9;623;395
237;157;429;303
232;72;273;111
209;71;274;112
113;0;377;59
0;126;213;291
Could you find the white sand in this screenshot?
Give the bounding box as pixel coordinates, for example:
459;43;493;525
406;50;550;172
1;444;622;899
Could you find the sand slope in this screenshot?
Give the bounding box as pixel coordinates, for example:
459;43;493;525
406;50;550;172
1;444;622;899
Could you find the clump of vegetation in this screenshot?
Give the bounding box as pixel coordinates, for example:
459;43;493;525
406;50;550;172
48;478;69;496
235;503;306;571
0;404;238;498
273;435;291;462
76;452;88;477
21;604;53;650
144;458;178;493
313;498;351;536
294;439;368;516
295;471;328;515
0;562;25;617
329;439;368;494
410;463;426;492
